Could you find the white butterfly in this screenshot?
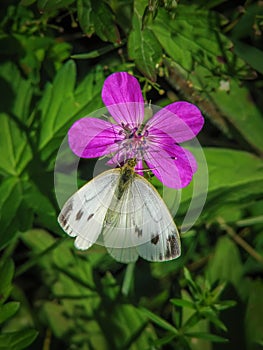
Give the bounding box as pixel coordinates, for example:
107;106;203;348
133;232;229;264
58;159;181;263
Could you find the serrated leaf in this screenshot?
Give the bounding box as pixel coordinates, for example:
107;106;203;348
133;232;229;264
77;0;94;36
0;62;33;124
78;0;120;42
91;1;120;43
37;61;104;163
0;302;20;324
37;60;76;151
0;113;32;177
128;4;162;80
0;329;38;350
150;5;248;77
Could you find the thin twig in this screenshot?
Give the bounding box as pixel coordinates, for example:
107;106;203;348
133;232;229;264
218;218;263;264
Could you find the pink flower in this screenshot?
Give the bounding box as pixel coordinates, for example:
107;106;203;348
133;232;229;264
68;72;204;189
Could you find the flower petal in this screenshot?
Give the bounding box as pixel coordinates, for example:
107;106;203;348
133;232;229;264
144;144;197;189
68;118;122;158
147;101;204;143
102;72;145;126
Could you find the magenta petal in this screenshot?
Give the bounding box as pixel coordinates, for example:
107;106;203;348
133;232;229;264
102;72;145;126
68;118;122;158
147;101;204;143
144;145;197;189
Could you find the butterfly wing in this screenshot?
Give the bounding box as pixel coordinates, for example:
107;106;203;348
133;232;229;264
106;246;139;263
102;174;180;263
132;176;181;262
58;169;120;249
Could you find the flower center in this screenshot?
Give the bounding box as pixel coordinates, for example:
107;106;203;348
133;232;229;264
118;123;149;159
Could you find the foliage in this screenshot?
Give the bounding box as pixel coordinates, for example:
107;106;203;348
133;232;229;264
0;0;263;349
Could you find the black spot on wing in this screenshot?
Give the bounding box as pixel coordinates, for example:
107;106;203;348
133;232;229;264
76;209;84;221
135;226;142;237
87;213;94;221
151;234;159;245
60;200;73;227
165;233;180;259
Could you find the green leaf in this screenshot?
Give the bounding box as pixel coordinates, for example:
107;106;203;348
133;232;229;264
201;310;227;332
80;0;120;43
209;79;263;153
0;113;32;177
176;148;263;222
37;61;104;163
150;5;247;76
20;229;56;260
0;329;38;350
93;1;120;43
213;300;237;311
0;259;15;304
245;281;263;348
128;2;162;81
37;60;76;152
0;302;20;324
122;262;135;296
0;178;32;250
140;308;178;334
236;215;263;227
41;302;73;338
0;62;33;124
170;298;195;310
77;0;94;36
185;331;228;343
99;305;156;349
20;0;37;5
183;311;202;330
231;2;263;40
71;43;122;59
206;236;245;296
37;0;75;12
232;40;263;75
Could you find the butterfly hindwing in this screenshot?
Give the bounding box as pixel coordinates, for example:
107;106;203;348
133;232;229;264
102;173;180;263
132;175;180;261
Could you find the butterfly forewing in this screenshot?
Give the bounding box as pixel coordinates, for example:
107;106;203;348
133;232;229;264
58;169;120;249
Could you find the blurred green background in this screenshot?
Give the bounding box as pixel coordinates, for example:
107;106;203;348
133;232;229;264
0;0;263;349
